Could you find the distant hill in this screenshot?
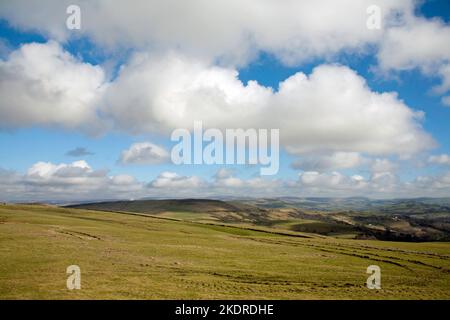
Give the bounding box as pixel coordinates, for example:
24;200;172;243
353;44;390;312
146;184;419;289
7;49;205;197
67;198;270;224
68;197;450;242
69;198;249;213
241;197;450;213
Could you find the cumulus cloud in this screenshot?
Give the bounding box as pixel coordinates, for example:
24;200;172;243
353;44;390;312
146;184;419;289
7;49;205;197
377;16;450;99
0;160;144;202
1;1;448;101
378;17;450;72
370;158;397;173
0;0;413;65
291;155;399;180
291;152;365;171
291;154;400;175
428;154;450;166
289;168;450;198
104;53;433;156
2;162;450;201
0;43;434;157
0;41;107;133
0;0;448;201
212;168;280;190
212;168;244;187
102;52;273;134
414;172;450;191
291;170;402;197
0;5;438;158
297;171;367;192
369;171;398;193
27;160;93;180
151;168;450;198
149;171;205;189
119;142;169;165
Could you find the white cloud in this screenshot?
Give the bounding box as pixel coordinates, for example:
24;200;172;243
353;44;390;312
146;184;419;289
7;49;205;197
291;152;365;171
102;52;273;134
428;154;450;166
0;160;144;202
149;171;205;189
276;64;433;155
378;17;450;72
146;168;450;198
1;1;448;101
214;176;245;188
27;160;92;180
298;171;367;189
0;41;107;133
119;142;169;165
0;43;433;157
0;1;448;201
214;168;234;180
291;155;398;175
369;171;398;193
212;168;244;187
104;53;433;156
0;3;438;158
434;64;450;95
414;172;450;191
2;162;450;201
293;170;401;196
370;158;397;173
212;168;279;190
0;0;414;66
377;16;450;98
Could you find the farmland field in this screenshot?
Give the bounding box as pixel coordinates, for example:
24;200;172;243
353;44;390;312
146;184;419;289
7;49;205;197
0;204;449;299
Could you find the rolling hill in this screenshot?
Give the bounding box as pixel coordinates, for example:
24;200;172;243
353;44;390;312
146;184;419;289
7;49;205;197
0;203;449;299
68;198;450;241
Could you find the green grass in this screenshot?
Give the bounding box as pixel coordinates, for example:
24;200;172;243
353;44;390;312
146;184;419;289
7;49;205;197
290;221;357;236
0;204;449;299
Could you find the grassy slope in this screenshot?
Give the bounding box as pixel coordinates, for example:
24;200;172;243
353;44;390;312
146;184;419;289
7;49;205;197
0;204;449;299
69;199;450;241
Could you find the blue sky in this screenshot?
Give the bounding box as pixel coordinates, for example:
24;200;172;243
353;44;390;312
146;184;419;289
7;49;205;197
0;0;449;201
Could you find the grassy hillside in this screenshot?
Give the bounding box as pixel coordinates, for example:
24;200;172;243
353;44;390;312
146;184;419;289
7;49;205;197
69;199;246;214
70;199;450;241
68;199;269;225
0;204;449;299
